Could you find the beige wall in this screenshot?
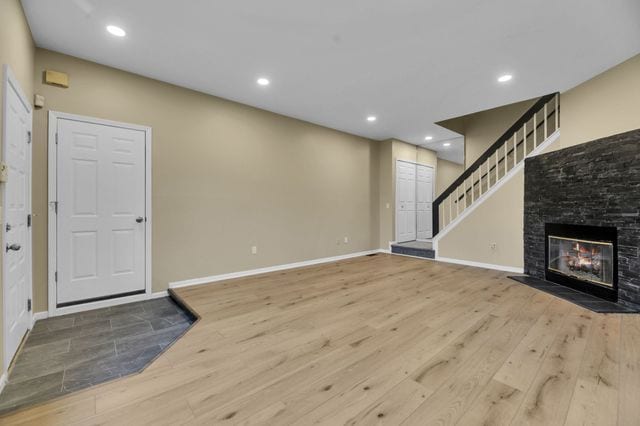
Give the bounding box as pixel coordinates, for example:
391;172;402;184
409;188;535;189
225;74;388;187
377;140;393;248
0;0;35;372
436;158;463;197
438;98;536;169
437;168;524;268
32;49;379;312
557;54;640;150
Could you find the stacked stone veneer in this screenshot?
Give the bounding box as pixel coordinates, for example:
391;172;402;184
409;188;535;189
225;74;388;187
524;129;640;308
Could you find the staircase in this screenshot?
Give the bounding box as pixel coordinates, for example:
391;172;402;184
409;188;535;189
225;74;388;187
433;93;560;240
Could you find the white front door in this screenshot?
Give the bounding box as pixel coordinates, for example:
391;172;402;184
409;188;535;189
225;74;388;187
416;165;434;239
56;118;146;305
396;161;416;243
2;67;32;368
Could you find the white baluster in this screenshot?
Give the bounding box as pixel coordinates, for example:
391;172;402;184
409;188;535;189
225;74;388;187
523;121;527;157
513;133;517;168
504;142;508;175
544;103;548;139
555;94;559;130
533;112;537;149
463;178;467;210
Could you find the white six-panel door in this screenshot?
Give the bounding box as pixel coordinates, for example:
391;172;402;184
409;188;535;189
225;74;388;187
396;161;417;243
56;118;147;305
416;165;434;239
3;67;32;369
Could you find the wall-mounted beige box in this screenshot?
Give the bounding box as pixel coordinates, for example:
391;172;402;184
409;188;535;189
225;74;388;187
44;70;69;88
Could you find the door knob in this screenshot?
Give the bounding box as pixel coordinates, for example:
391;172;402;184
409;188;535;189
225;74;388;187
6;243;21;252
136;217;144;223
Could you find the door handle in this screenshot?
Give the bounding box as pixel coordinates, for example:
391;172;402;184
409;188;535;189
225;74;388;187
6;243;21;252
136;217;144;223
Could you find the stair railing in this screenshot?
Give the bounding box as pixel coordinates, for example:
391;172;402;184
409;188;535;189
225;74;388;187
433;93;559;236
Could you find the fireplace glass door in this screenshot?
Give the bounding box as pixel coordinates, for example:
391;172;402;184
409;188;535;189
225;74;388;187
548;236;614;288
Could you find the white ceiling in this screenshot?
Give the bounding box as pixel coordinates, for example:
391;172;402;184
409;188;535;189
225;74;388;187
22;0;640;164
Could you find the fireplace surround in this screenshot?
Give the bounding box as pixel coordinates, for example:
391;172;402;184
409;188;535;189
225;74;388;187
545;223;617;301
524;129;640;309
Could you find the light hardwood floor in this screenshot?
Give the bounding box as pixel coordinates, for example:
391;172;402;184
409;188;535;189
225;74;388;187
1;253;638;425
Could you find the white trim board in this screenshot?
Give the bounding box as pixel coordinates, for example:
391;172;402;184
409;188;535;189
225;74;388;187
47;111;153;317
433;129;560;251
170;250;383;289
0;371;7;395
435;256;524;274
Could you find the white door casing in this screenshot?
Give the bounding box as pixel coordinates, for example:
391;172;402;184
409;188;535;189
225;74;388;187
395;160;417;243
416;164;434;240
50;113;151;310
2;65;33;370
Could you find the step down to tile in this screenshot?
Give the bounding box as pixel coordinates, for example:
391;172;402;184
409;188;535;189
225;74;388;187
391;241;435;259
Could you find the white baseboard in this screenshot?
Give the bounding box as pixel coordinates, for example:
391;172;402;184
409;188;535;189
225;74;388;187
169;250;383;289
435;256;524;274
31;311;49;328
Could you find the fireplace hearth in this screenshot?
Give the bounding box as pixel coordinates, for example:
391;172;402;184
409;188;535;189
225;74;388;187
545;223;617;301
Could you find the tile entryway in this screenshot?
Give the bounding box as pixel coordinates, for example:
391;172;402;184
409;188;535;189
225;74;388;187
390;240;435;259
0;296;195;414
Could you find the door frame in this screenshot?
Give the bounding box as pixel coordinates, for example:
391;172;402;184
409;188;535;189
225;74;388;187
2;64;33;371
48;111;152;317
394;159;435;243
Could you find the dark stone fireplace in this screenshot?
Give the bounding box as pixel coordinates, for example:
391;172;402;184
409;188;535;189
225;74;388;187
524;129;640;309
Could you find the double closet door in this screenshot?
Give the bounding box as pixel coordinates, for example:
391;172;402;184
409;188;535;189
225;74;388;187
396;161;434;243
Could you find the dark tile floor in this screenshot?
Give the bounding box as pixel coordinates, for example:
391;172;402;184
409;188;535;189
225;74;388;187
391;240;436;259
509;275;640;313
0;296;195;414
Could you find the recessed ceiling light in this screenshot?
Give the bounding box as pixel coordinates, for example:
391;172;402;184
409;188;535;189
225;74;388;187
106;25;126;37
497;74;513;83
443;142;451;147
424;136;433;141
257;77;270;86
366;116;377;122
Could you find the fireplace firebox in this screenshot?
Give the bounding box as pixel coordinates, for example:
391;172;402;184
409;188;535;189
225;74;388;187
545;223;617;301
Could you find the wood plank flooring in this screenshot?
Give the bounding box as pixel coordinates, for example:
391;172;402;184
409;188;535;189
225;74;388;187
1;253;638;425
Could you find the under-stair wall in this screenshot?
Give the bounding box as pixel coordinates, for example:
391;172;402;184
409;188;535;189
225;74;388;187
432;93;561;270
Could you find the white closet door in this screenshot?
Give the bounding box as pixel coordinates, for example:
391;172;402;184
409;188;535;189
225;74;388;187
417;165;434;239
396;161;417;243
56;119;146;305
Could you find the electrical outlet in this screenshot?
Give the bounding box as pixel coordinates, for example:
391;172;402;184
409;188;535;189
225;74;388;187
344;236;349;244
386;203;390;209
251;246;257;255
